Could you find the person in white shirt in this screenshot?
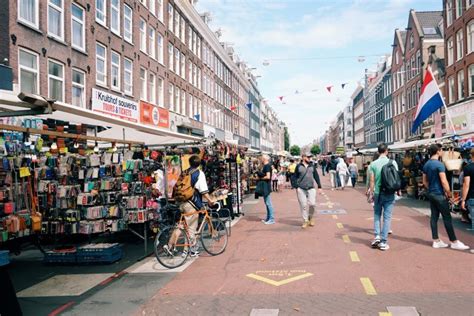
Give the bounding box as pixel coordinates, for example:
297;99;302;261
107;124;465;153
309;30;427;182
336;157;349;190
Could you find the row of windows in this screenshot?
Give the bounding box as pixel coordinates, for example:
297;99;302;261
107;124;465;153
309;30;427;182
447;64;474;104
447;21;474;66
19;48;85;107
446;0;473;27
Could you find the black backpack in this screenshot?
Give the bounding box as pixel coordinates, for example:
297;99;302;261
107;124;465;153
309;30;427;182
381;159;401;193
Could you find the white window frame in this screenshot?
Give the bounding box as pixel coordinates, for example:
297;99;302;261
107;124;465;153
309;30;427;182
175;88;180;114
158;77;164;107
124;4;133;43
456;0;463;19
456;29;464;61
140;18;147;53
124;58;133;95
448;76;455;103
157;33;164;64
458;70;465;100
149;27;156;59
96;42;107;85
168;4;174;32
96;0;107;26
72;68;86;108
18;0;39;29
111;50;121;91
149;0;156;16
180;53;185;79
469;64;474;96
468;20;474;54
110;0;120;36
18;48;39;94
448;37;454;66
48;59;65;102
149;72;156;104
157;0;164;23
174;47;179;74
447;0;454;26
180;16;186;42
168;43;174;71
47;0;64;41
71;3;85;51
169;84;175;112
140;67;147;101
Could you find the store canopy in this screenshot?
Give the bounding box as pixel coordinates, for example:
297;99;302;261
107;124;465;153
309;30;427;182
0;90;203;146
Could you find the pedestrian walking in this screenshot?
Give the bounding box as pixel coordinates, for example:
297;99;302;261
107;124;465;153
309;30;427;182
461;148;474;229
423;144;469;250
328;155;338;190
288;159;297;189
337;157;349;190
257;154;275;225
320;159;327;176
295;153;322;228
348;158;358;188
369;143;399;251
271;165;279;192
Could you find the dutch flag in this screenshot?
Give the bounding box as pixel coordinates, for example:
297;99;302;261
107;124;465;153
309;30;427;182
412;67;446;133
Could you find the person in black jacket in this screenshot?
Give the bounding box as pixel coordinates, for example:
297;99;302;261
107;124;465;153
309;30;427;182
295;153;322;228
328;155;338;189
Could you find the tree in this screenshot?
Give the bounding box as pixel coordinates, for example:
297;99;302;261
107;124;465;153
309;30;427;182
290;145;301;156
310;144;321;156
284;127;290;151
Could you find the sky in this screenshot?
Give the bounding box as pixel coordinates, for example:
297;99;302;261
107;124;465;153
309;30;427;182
195;0;442;146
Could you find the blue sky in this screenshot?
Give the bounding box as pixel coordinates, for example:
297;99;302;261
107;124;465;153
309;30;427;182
196;0;441;146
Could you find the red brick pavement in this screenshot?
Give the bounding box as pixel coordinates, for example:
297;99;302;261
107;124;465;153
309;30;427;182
137;176;474;315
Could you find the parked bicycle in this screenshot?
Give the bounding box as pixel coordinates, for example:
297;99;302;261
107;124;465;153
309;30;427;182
154;201;228;269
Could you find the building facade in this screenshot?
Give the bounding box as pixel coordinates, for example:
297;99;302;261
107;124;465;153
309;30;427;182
343;104;354;150
352;86;365;148
1;0;279;148
443;0;474;135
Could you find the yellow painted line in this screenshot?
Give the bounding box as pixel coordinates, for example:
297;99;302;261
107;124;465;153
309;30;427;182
360;277;377;295
246;273;313;287
332;215;338;219
379;313;392;316
349;251;360;262
336;223;344;229
342;235;351;243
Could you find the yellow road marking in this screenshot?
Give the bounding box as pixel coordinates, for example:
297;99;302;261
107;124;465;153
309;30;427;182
246;272;313;287
360;277;377;295
336;223;344;229
342;235;351;243
379;313;392;316
349;251;360;262
332;215;338;219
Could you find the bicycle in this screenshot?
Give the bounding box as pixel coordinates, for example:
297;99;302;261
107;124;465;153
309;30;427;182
154;202;228;269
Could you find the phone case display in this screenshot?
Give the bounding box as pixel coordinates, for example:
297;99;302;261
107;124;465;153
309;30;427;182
0;132;163;242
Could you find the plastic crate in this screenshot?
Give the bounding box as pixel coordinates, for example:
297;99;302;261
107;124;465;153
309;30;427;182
0;250;10;266
76;244;122;264
43;251;77;264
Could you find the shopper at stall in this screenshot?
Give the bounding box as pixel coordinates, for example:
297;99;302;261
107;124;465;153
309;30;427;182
461;148;474;228
171;155;216;256
369;143;398;251
423;144;470;250
258;154;275;224
271;165;279;192
295;153;322;228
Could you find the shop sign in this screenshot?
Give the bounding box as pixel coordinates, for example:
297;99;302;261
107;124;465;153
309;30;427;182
203;124;216;138
140;101;169;129
336;147;345;155
91;88;139;123
450;100;474;134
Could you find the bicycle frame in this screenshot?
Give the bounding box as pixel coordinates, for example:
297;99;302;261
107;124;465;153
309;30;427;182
168;208;216;249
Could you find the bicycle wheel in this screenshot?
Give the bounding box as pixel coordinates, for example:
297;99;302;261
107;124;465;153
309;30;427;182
200;218;228;255
154;226;190;269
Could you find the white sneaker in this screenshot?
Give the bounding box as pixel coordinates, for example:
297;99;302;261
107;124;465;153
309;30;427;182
450;241;470;251
432;240;449;248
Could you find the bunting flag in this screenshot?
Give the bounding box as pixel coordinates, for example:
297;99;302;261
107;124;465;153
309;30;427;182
246;103;252;110
341;83;348;89
194;114;201;121
278;96;284;101
295;90;300;94
230;105;237;111
326;85;333;93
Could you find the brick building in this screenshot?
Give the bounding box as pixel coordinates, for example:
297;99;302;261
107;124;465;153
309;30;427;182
443;0;474;135
0;0;275;147
352;85;365;149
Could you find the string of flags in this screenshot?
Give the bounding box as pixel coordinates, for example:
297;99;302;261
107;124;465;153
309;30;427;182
276;82;351;103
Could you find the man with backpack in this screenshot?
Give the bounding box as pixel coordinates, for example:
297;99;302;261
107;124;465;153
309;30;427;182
173;155;216;256
328;155;339;190
369;143;400;251
295;153;322;228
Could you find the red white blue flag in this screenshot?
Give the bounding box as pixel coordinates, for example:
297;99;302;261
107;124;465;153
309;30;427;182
412;67;445;133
